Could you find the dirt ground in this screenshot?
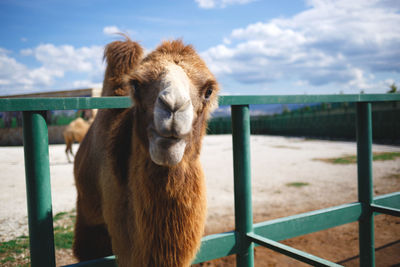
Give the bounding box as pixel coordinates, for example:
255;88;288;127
1;135;399;266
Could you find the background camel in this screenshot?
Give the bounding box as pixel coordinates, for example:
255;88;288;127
63;118;89;163
63;111;96;163
73;39;219;266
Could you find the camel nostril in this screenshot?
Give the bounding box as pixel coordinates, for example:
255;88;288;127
157;91;191;113
176;99;191;112
157;94;174;112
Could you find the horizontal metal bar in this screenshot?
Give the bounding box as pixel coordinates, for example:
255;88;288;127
253;203;362;241
62;256;117;267
371;204;400;217
1;94;400;112
62;233;238;266
247;233;342;267
193;231;238;264
219;94;400;105
374;191;400;209
0;97;131;111
253;192;400;242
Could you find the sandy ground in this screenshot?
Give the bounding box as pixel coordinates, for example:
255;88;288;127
1;135;399;266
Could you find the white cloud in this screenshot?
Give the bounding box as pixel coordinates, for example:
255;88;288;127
195;0;215;8
195;0;255;9
20;48;33;56
103;25;137;38
32;44;104;73
103;25;122;36
0;44;105;95
0;48;43;90
202;0;400;93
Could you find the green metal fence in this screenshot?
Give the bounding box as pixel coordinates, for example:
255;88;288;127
1;94;400;267
208;102;400;143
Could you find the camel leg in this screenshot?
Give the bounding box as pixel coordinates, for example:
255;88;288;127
73;200;113;261
65;150;72;163
65;141;73;163
69;148;75;162
66;153;72;163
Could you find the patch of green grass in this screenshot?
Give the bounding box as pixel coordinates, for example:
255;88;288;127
373;152;400;161
315;155;357;164
0;210;76;266
314;152;400;165
53;211;75;250
0;238;29;254
286;182;310;188
54;228;74;249
0;236;30;265
333;156;357;164
1;256;15;263
384;173;400;179
54;211;68;222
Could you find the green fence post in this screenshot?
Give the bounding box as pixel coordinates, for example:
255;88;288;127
231;105;254;267
22;111;56;267
356;102;375;267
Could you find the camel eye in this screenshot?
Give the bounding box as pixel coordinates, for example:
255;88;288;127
130;79;138;90
204;88;213;100
130;79;141;99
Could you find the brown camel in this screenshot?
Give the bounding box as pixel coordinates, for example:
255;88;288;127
63;117;90;163
73;38;219;266
63;112;96;163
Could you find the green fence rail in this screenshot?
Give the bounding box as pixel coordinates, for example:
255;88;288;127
1;94;400;267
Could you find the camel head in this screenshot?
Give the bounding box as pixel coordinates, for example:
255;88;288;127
120;40;219;166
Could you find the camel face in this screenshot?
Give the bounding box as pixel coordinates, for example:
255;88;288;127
128;44;219;167
149;64;193;166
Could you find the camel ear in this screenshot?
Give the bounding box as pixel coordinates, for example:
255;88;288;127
102;39;144;96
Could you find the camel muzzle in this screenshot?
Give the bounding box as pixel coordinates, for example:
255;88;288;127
150;65;194;166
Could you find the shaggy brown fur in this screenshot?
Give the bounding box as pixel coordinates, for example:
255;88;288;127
102;40;143;96
73;38;219;266
63;117;90;163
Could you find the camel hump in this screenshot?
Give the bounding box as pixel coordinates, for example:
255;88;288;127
64;118;90;136
69;117;88;129
102;38;144;96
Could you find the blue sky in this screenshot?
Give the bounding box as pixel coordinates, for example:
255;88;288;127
1;0;399;96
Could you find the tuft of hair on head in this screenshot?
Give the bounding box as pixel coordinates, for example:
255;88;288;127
104;36;144;80
155;39;196;57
